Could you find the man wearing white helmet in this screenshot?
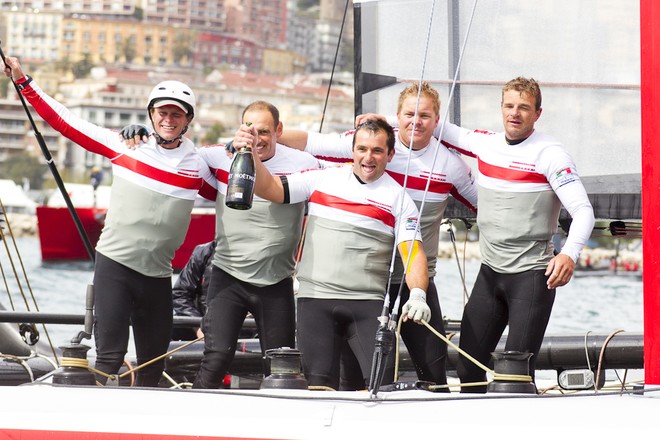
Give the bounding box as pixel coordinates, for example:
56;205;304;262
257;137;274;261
3;57;217;387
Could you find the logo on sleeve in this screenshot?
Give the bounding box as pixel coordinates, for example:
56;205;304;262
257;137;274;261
555;167;578;187
405;217;419;231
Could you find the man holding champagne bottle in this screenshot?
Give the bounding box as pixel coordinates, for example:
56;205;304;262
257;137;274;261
192;101;321;389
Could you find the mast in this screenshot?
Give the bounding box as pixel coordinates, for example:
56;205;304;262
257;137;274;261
640;0;660;385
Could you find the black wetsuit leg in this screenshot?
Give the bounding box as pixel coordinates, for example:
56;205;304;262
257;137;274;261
248;276;296;375
131;275;173;387
503;268;555;377
297;298;385;389
339;340;366;390
193;267;295;389
457;264;509;393
93;252;173;387
390;280;449;390
457;264;555;393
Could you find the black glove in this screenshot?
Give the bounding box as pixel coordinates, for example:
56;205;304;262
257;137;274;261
225;140;236;154
119;124;150;142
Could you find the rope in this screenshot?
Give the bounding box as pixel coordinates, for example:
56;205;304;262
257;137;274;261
318;0;351;133
594;329;625;393
0;353;35;382
308;385;337;392
419;318;531;386
116;336;204;380
0;199;59;362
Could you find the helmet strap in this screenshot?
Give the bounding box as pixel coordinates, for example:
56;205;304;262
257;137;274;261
150;120;189;147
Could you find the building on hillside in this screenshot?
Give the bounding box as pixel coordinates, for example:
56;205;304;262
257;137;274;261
142;0;225;31
241;0;288;49
60;15;194;66
262;48;307;76
0;11;62;63
0;98;61;168
193;33;262;73
286;0;315;71
0;0;137;16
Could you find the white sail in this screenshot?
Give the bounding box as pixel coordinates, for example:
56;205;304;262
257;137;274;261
354;0;640;219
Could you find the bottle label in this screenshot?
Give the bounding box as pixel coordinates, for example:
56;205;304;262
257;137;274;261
228;173;256;182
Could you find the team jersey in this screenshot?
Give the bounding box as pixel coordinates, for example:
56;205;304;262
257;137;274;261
285;165;422;300
198;144;320;286
19;78;217;277
440;122;595;272
304;130;476;282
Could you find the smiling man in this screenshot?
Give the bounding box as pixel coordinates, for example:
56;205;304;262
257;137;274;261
3;56;216;387
440;77;596;393
275;82;477;390
192;101;322;389
243;118;430;390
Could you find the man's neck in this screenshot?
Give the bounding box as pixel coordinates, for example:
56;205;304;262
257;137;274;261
398;135;429;151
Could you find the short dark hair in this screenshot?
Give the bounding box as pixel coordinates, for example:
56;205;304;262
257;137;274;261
352;119;396;153
242;101;280;127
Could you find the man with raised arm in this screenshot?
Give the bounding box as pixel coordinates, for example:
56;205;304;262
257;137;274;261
4;56;216;387
439;77;595;392
277;81;476;389
239;118;430;390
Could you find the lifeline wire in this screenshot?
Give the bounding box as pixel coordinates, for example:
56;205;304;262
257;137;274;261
384;0;439;320
390;0;480;310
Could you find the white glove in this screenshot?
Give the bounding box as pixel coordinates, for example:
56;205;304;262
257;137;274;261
401;288;431;323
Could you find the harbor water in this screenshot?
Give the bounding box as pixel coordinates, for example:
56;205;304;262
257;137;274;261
0;237;643;350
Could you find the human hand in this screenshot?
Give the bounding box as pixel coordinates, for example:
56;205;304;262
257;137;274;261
119;124;150;149
402;288;431;324
233;123;256;151
355;113;387;126
2;56;26;81
545;253;575;289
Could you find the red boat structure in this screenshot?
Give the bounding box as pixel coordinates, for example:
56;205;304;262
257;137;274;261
36;184;215;270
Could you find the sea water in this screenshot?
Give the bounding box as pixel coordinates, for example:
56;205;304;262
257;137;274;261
0;237;644;367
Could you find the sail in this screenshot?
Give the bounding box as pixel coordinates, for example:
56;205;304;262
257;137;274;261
354;0;641;220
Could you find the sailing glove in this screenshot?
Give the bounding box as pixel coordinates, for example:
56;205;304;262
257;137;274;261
119;124;150;143
402;288;431;323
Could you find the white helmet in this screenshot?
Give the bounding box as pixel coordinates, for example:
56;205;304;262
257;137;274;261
147;80;195;117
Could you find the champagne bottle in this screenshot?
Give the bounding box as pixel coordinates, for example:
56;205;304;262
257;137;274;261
225;123;256;210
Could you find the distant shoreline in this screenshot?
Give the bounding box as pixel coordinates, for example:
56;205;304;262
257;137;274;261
6;213;642;271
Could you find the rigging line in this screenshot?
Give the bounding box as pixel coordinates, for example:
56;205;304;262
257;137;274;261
0;199;31;311
383;0;439;320
0;198;58;359
0;206;16;310
396;0;480;303
319;0;351;133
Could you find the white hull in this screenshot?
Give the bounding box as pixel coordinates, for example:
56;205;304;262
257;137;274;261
0;383;658;439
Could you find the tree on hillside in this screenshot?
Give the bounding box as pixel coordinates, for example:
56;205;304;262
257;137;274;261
122;36;137;64
173;31;195;66
202;122;226;145
298;0;320;10
0;77;10;99
72;54;94;79
0;153;47;189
